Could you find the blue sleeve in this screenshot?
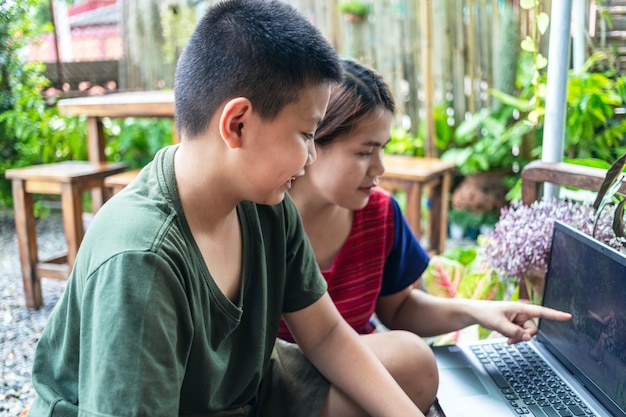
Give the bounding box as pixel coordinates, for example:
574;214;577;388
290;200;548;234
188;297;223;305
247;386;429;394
380;195;430;296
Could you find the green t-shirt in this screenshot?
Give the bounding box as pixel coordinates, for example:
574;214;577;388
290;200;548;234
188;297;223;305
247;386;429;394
28;145;327;417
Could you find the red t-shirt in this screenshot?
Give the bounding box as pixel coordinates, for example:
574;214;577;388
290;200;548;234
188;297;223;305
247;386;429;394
277;187;429;341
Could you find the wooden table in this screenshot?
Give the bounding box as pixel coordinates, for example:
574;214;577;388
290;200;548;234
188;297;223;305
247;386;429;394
380;155;456;255
57;90;176;207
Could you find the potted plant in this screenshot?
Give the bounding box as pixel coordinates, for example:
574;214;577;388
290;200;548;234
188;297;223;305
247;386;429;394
448;209;469;240
338;1;369;23
479;211;499;236
449;209;499;241
482;198;623;303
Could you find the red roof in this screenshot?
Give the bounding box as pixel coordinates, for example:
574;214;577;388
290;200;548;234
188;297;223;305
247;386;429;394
68;0;116;17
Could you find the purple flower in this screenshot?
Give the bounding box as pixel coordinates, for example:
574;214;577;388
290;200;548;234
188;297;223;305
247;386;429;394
483;199;624;279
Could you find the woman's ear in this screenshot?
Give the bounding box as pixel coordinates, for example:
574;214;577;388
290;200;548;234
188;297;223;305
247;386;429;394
219;97;252;149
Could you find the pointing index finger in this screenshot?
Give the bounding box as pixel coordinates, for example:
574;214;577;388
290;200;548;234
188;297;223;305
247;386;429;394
529;305;572;321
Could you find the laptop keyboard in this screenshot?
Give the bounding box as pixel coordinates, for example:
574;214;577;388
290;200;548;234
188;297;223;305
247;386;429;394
470;342;597;417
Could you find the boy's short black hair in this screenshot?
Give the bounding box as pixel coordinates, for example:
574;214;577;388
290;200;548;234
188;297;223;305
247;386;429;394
174;0;343;139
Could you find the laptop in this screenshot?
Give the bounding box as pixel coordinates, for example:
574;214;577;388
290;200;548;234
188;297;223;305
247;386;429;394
431;220;626;417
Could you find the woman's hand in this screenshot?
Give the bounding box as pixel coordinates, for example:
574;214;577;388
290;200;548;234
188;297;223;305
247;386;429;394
472;301;572;344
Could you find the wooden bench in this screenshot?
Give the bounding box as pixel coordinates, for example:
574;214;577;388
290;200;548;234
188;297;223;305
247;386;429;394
521;160;626;205
380;155;456;254
105;168;142;196
5;161;128;309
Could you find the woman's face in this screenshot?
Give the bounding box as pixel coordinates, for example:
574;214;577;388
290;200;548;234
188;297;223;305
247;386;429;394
306;109;393;210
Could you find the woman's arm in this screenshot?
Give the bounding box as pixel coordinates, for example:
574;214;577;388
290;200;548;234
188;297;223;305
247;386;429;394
376;286;571;344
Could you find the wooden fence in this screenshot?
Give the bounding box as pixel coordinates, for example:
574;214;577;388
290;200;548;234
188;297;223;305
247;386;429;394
283;0;554;156
120;0;559;155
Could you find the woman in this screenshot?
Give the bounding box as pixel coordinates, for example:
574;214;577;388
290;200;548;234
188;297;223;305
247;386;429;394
278;58;572;414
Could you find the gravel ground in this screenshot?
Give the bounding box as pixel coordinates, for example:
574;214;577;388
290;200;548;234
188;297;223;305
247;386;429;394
0;209;67;417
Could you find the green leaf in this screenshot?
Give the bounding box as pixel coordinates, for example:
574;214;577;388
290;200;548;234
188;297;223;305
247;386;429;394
527;109;542;125
501;119;533;143
565;158;611;170
489;89;534;111
535;53;548;70
593;152;626;210
521;37;536;53
537;13;550;35
441;246;477;266
422;256;464;298
613;200;626;239
454;111;488;142
481;115;506;137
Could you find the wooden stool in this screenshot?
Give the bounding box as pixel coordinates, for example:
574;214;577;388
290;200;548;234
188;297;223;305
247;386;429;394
105;168;141;195
5;161;128;309
379;155;455;254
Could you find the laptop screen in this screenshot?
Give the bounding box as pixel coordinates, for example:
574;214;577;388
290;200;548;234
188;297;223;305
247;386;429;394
538;221;626;416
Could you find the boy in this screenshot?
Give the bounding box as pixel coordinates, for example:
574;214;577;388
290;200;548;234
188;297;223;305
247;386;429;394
27;1;428;416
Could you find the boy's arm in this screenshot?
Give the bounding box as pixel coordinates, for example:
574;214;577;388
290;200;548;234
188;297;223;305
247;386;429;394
283;292;425;417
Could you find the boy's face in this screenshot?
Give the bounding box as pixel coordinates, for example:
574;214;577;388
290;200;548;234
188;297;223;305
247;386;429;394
239;83;331;205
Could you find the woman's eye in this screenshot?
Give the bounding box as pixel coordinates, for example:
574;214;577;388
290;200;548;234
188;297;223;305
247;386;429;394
303;133;315;141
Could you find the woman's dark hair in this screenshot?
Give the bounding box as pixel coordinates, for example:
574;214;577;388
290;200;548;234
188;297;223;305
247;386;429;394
314;58;395;147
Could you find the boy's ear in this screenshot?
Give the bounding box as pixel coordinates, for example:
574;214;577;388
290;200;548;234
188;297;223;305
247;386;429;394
219;97;252;149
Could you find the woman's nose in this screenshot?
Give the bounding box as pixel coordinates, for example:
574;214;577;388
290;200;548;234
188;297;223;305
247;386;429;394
306;140;317;166
370;148;385;176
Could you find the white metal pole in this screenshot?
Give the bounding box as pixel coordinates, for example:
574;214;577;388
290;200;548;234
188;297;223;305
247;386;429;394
541;0;573;200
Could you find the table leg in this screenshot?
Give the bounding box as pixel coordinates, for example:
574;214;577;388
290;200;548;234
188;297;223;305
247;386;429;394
405;182;423;241
86;117;106;164
61;183;85;270
12;179;42;309
428;173;451;255
87;117;107;210
440;172;451;253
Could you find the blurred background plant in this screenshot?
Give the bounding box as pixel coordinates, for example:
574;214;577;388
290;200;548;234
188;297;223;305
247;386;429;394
421;243;513;345
102;118;173;169
385;102;455;157
0;0;75;210
491;49;626;202
0;0;171;213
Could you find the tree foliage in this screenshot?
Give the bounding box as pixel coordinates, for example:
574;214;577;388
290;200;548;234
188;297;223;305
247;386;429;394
0;0;88;209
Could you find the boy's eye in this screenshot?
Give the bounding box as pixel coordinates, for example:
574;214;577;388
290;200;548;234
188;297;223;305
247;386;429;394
303;133;315;141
